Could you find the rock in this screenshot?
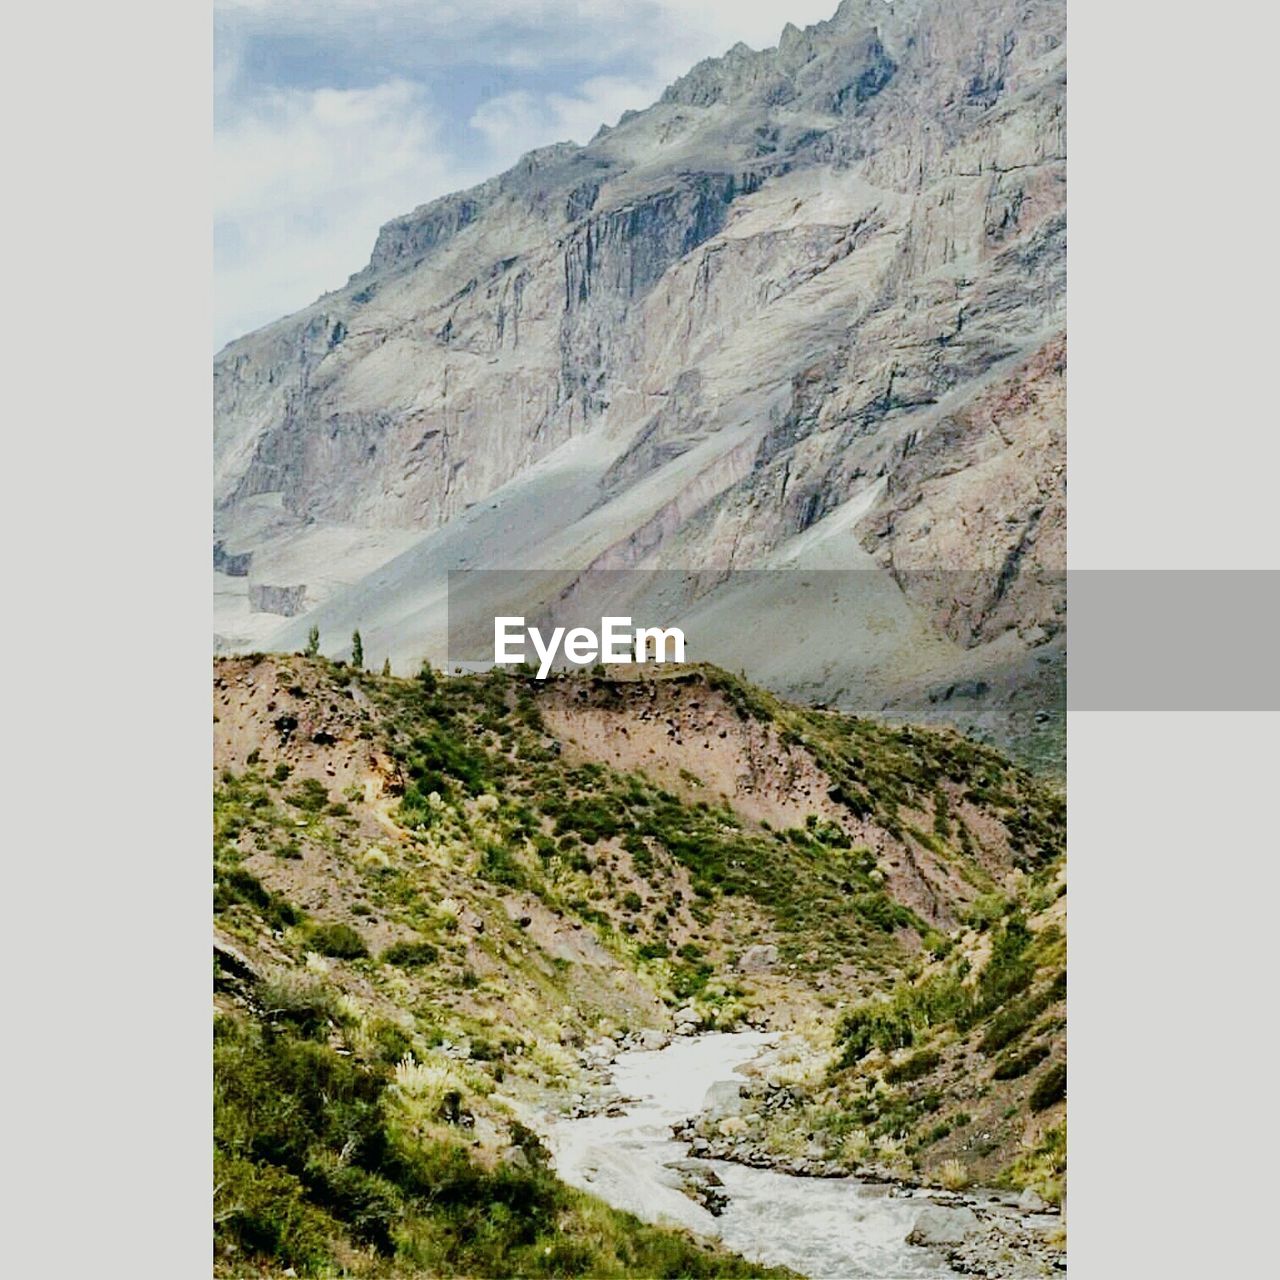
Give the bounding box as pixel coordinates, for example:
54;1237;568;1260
637;1028;670;1051
673;1006;702;1030
666;1160;729;1216
248;583;307;617
581;1037;617;1068
702;1080;746;1117
736;944;779;973
1017;1187;1048;1212
499;1146;530;1171
907;1206;980;1247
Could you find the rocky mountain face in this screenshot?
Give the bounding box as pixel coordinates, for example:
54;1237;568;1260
214;0;1065;769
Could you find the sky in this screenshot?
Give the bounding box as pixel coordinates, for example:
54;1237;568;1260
214;0;841;349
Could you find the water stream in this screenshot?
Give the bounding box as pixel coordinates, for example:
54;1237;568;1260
542;1031;966;1278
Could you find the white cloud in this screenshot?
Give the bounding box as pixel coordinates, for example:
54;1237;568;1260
469;74;670;159
214;80;481;347
213;1;846;346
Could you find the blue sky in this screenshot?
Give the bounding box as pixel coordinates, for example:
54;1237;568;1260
214;0;839;348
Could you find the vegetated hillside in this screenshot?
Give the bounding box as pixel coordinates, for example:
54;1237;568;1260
213;654;1064;1275
213;0;1065;770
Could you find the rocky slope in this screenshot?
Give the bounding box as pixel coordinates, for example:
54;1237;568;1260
213;653;1064;1275
214;0;1065;769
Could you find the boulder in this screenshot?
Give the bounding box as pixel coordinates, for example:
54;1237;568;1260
673;1006;702;1030
702;1080;746;1117
637;1028;670;1051
907;1206;980;1247
1017;1187;1048;1212
736;944;780;972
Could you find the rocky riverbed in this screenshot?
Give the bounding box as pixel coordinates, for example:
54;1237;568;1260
537;1031;1065;1279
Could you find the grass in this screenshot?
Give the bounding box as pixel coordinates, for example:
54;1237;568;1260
823;891;1066;1187
1002;1123;1066;1205
834;917;1063;1069
214;654;1067;1258
215;1008;794;1278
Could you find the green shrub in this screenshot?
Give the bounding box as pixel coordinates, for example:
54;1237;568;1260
214;865;301;932
367;1019;415;1065
401;724;489;797
672;959;714;999
381;939;438;968
836;972;969;1067
853;890;919;934
993;1044;1050;1080
885;1047;941;1083
302;921;368;959
979;983;1058;1053
285;778;330;813
836;1001;916;1064
257;973;343;1038
477;843;525;888
1028;1061;1066;1111
214;1151;337;1274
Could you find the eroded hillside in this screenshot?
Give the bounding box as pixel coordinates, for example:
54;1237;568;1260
214;655;1064;1276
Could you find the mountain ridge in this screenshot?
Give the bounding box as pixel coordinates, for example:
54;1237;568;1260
214;0;1065;769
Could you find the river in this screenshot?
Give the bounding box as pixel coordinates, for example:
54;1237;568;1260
541;1030;968;1278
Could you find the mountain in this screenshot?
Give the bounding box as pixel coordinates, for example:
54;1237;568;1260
214;654;1065;1276
214;0;1065;770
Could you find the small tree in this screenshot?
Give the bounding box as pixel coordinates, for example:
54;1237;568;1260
381;657;391;677
351;629;364;669
305;624;320;657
